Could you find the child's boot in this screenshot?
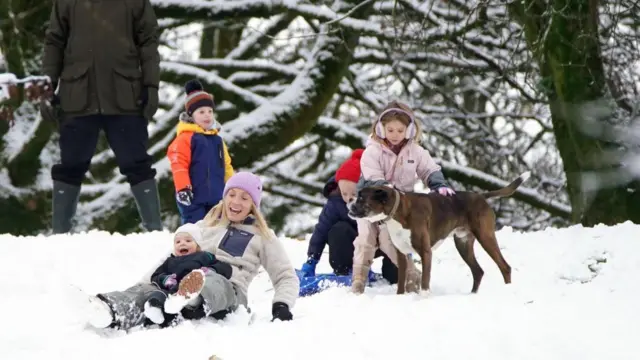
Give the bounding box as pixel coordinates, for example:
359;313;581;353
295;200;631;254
143;290;169;325
86;296;114;329
164;269;206;314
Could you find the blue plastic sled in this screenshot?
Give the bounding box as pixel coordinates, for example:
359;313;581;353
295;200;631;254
295;269;383;297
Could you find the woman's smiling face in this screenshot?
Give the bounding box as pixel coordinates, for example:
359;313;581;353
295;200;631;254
225;188;253;222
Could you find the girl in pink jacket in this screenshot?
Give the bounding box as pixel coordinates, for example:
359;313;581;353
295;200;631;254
351;101;455;294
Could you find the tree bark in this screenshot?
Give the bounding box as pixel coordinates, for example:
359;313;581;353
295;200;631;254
0;0;55;235
509;0;640;226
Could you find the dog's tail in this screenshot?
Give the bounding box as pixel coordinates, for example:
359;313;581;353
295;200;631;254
482;171;531;199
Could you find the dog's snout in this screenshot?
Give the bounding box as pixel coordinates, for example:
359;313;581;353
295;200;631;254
346;199;356;210
347;198;365;217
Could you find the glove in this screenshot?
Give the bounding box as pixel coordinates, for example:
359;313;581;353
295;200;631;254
210;261;233;280
437;187;455;196
271;302;293;322
40;79;61;124
367;269;378;283
300;257;318;277
43;78;58;102
162;274;178;291
176;187;194;206
40;97;61;124
140;86;159;121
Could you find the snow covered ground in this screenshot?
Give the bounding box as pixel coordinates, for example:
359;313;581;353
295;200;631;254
1;222;638;360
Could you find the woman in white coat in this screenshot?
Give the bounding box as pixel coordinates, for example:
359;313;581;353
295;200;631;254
88;172;300;330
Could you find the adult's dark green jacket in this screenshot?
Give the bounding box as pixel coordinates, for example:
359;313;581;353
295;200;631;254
42;0;160;118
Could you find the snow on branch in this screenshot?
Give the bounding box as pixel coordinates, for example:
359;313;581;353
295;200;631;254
225;14;295;60
183;58;299;77
267;171;324;194
262;184;325;207
439;159;572;219
219;24;361;167
312;116;369;148
151;0;466;42
0;73;52;127
249;136;322;174
161;61;267;107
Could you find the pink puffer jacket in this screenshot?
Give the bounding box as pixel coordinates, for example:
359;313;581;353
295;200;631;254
352;138;441;288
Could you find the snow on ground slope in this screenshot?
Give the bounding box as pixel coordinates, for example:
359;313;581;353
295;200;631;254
0;222;638;360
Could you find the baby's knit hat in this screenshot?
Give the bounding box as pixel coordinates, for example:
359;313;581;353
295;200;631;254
174;223;204;248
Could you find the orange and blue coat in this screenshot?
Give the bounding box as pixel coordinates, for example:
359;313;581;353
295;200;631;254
167;121;234;221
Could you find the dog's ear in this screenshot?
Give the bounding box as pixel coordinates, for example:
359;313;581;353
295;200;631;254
372;188;389;204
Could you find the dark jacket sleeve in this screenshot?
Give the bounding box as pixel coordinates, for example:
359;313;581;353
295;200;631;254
42;0;69;84
204;252;233;280
150;257;171;286
133;0;160;88
426;170;450;190
307;201;341;261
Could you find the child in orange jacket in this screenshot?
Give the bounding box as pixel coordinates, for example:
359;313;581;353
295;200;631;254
167;80;234;224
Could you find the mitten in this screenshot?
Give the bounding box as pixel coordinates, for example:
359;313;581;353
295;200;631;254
300;257;317;277
271;302;293;322
367;269;378;283
437;187;455;196
176;187;194;206
162;274;178;291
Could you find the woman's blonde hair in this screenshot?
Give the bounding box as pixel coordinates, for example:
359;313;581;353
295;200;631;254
370;100;422;142
201;199;273;240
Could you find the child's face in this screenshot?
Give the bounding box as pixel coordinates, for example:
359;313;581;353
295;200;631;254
224;188;253;222
174;233;198;256
383;119;407;145
338;179;357;204
192;106;215;130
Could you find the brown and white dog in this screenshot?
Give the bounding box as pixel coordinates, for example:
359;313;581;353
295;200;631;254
347;172;530;295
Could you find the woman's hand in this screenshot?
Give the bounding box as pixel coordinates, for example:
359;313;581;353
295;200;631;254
271;302;293;321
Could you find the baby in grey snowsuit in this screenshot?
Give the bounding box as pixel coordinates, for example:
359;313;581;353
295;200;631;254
144;223;232;326
89;223;231;329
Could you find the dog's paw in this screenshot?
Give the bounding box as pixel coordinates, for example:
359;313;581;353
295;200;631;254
405;280;421;294
351;280;365;294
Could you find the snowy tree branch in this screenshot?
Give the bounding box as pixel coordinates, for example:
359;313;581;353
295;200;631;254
220;23;367;167
439;159;572;219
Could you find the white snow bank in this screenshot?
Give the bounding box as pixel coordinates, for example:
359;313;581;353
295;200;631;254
0;221;638;360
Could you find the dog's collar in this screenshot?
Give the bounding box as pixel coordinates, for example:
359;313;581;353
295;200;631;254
377;188;401;225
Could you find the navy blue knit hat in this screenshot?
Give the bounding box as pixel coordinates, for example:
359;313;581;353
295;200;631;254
184;80;215;115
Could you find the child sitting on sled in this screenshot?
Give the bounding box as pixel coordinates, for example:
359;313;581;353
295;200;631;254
168;79;235;224
143;223;233;326
299;149;398;284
